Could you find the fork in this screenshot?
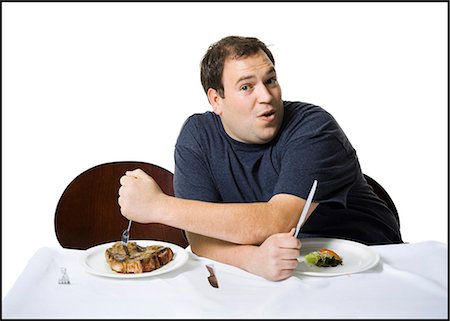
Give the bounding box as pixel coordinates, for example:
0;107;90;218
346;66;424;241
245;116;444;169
58;267;70;284
121;220;132;246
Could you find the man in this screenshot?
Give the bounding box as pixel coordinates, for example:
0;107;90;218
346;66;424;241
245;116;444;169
118;36;402;281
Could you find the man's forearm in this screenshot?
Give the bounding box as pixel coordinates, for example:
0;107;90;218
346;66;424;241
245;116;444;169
186;232;258;270
159;194;302;245
186;230;301;281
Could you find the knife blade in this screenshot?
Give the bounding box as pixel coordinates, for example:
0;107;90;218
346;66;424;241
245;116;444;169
294;179;318;238
206;264;219;288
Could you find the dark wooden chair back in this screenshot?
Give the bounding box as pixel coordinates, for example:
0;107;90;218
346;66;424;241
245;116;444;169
364;173;400;228
55;161;189;249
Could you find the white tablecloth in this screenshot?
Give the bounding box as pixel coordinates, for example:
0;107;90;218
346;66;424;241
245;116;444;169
2;241;448;319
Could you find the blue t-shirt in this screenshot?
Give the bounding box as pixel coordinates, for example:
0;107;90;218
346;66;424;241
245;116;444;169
174;101;402;245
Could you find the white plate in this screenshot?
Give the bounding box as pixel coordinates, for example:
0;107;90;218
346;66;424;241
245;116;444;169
296;238;380;276
80;240;189;278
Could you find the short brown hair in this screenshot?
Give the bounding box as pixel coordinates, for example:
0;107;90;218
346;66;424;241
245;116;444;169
200;36;275;98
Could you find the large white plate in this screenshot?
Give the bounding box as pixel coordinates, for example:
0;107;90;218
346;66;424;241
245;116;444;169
80;240;189;278
296;238;380;276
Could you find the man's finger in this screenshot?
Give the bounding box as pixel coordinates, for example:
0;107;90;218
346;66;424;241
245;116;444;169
125;168;146;178
289;227;295;236
120;175;135;186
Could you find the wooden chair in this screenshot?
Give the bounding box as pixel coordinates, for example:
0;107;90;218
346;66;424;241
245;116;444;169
54;161;189;250
364;173;400;228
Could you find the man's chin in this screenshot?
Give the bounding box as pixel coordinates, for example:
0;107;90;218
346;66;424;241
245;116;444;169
255;131;279;144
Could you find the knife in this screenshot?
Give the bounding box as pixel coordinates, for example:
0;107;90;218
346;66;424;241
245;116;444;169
294;180;318;238
206;264;219;288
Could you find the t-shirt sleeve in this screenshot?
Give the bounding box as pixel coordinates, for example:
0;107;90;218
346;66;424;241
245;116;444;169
173;117;221;202
273;108;358;206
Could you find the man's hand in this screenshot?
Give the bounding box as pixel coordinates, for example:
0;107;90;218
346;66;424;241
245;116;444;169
118;168;165;223
247;227;301;281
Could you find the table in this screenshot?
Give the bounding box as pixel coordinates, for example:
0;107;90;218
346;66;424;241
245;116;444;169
2;240;448;319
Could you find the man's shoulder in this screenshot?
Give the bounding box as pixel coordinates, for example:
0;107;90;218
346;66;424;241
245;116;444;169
185;110;216;123
283;100;328;116
180;111;218;132
177;111;222;148
282;100;334;129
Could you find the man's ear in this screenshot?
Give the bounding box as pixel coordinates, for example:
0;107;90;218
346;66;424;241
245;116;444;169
207;88;222;116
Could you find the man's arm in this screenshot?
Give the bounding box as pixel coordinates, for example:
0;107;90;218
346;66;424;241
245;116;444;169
118;168;318;245
186;229;301;281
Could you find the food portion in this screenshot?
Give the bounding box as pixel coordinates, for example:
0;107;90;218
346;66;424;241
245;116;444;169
105;241;174;274
304;248;343;267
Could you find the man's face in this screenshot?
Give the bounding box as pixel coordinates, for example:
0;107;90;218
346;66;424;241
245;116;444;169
210;51;284;144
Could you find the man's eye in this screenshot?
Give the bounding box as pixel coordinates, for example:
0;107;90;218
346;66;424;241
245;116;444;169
240;84;251;91
266;78;278;85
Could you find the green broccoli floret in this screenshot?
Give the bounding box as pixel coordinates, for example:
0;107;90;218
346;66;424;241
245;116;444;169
304;249;343;267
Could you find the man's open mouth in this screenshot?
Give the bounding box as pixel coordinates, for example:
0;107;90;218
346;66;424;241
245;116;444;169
259;109;276;121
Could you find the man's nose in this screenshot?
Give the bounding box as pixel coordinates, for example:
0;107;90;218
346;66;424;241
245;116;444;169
256;84;273;103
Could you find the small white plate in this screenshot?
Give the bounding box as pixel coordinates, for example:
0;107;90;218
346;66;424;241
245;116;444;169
297;238;380;276
80;240;189;278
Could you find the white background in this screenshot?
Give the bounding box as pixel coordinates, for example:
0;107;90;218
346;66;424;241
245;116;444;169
2;2;447;300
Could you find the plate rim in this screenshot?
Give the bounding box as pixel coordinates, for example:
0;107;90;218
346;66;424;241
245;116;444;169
297;237;381;276
80;239;189;278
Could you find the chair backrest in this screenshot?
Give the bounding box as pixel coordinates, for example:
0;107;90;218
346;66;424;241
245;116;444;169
363;173;400;227
55;161;189;249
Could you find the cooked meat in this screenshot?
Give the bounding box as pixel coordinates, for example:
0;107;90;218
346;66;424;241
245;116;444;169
105;241;174;273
